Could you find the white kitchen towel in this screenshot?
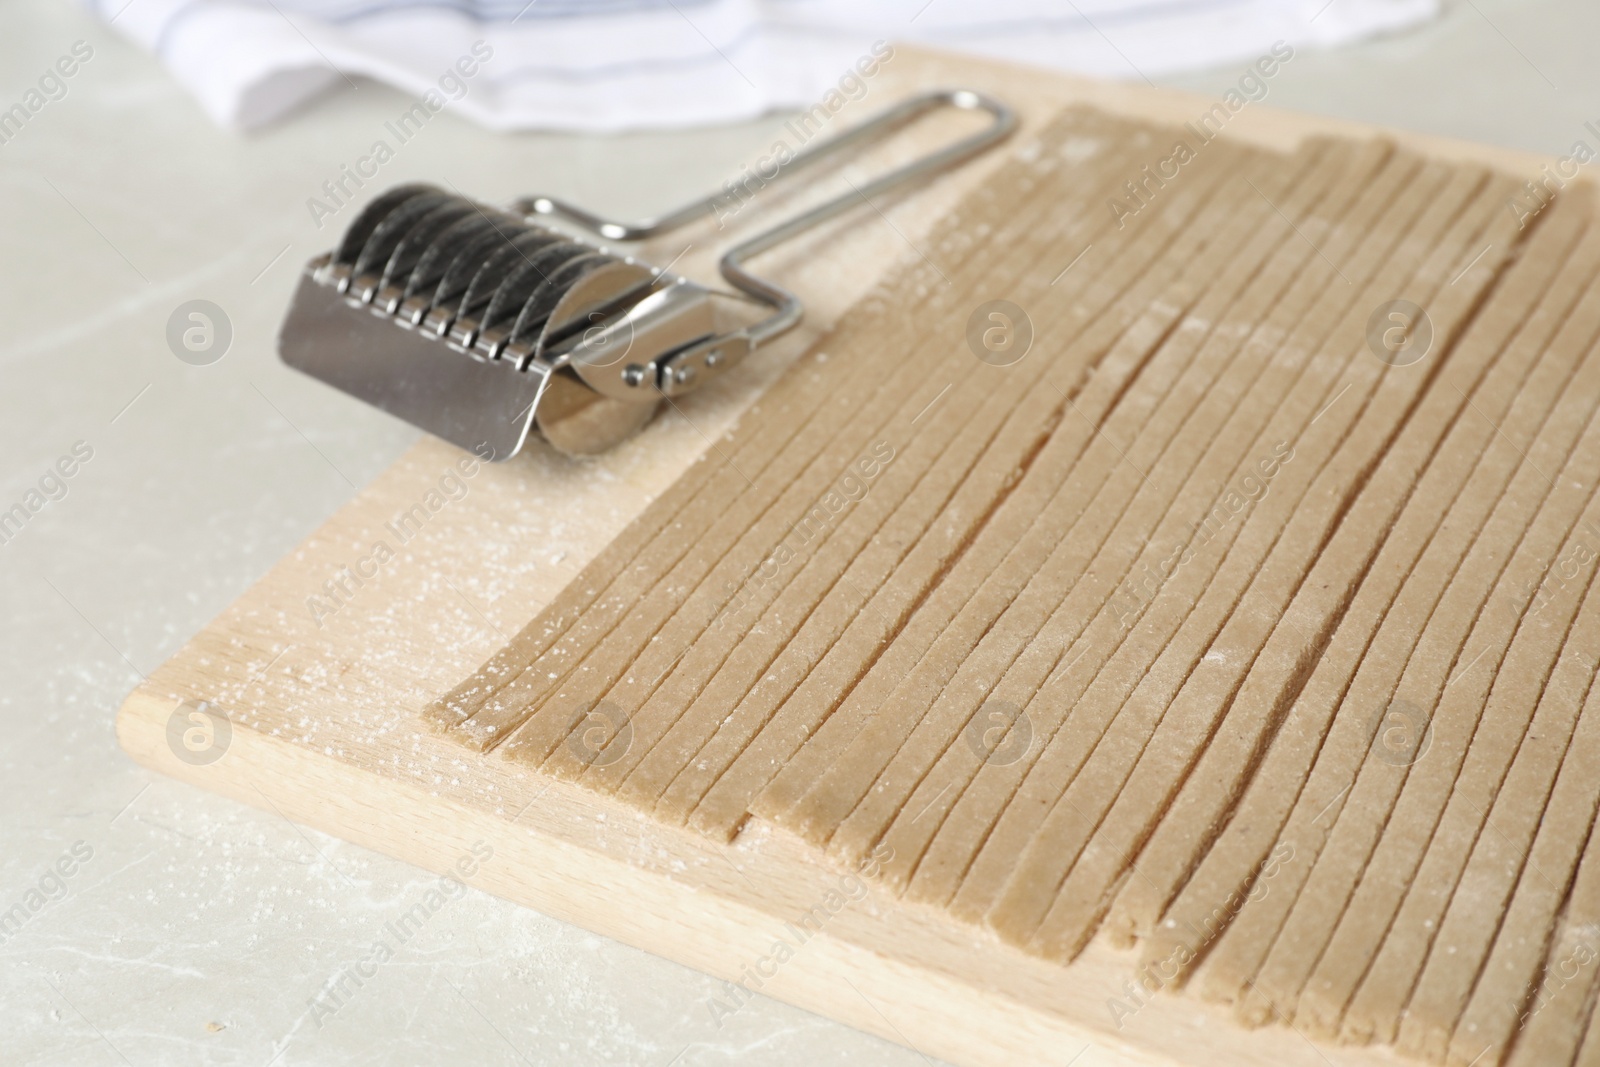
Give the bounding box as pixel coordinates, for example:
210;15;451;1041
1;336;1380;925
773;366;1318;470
96;0;1440;132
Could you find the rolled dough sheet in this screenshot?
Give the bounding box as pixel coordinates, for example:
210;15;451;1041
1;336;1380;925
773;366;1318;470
429;103;1600;1066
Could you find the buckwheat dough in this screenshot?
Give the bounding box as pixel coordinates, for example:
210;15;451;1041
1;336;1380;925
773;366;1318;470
428;267;897;743
426;103;1600;1067
766;144;1366;856
484;132;1092;769
1504;804;1600;1067
1237;275;1600;1031
1392;551;1600;1061
1575;997;1600;1067
952;150;1448;931
691;133;1253;839
602;279;1067;793
434;283;907;749
1164;204;1597;1015
985;162;1505;957
1029;174;1528;966
1088;189;1536;955
430;108;1114;750
522;332;975;776
902;139;1396;909
1329;425;1600;1049
842;142;1356;892
1451;615;1600;1065
791;147;1315;862
609;124;1179;807
943;148;1426;928
740;133;1259;836
1122;200;1593;967
520;118;1218;783
665;126;1184;834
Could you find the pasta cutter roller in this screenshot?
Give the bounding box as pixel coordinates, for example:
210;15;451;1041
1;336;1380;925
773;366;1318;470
278;89;1014;458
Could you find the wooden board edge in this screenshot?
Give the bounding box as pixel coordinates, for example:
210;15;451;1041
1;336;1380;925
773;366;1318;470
116;688;1219;1067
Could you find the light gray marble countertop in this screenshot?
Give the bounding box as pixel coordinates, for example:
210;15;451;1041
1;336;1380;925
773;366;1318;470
2;1;1594;1063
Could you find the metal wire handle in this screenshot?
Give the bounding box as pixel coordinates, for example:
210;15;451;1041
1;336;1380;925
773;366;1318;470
515;89;1016;350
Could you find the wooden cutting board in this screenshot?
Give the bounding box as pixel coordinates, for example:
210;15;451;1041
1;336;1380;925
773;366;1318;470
118;46;1556;1067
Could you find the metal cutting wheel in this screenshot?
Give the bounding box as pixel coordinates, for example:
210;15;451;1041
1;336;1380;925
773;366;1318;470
278;89;1015;458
